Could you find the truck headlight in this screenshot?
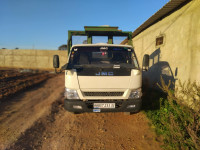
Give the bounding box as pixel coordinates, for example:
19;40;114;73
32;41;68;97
64;88;80;99
128;88;142;99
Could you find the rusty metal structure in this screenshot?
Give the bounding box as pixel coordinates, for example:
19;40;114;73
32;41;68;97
67;26;132;54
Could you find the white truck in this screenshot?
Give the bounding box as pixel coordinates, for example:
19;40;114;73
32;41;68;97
53;26;149;114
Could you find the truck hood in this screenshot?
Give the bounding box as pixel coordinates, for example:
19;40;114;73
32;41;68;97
78;76;130;89
77;70;141;89
65;69;142;90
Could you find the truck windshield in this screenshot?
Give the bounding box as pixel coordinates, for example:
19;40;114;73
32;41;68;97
68;46;139;69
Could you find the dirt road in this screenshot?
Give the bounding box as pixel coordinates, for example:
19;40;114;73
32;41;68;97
0;74;163;150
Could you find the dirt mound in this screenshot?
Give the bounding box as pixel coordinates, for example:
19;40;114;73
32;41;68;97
0;69;55;100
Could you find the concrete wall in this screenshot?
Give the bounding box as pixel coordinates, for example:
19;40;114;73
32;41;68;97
0;49;68;70
132;0;200;88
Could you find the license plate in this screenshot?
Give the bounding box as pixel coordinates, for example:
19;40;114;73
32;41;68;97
93;103;115;109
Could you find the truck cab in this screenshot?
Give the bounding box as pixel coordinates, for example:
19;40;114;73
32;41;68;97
53;26;149;113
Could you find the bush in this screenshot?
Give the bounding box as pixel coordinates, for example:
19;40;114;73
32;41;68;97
143;78;200;150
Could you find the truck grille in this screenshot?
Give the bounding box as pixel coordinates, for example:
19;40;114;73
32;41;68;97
83;92;124;97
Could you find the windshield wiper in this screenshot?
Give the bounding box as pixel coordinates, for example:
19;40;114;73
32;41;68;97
72;64;137;69
73;64;113;69
73;64;83;69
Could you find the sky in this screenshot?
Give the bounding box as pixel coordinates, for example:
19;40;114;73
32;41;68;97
0;0;169;50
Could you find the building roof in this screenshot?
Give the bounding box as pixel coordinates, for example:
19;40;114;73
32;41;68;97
133;0;191;37
121;0;191;44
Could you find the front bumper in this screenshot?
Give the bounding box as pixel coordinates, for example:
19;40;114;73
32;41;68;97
64;99;142;113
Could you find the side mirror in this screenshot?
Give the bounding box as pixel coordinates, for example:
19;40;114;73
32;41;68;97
53;55;60;68
142;54;149;71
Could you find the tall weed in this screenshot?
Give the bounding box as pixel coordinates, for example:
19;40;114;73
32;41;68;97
143;78;200;149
